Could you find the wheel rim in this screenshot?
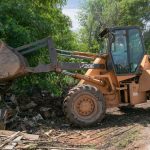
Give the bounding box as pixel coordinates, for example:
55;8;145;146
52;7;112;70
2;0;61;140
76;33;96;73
74;94;97;118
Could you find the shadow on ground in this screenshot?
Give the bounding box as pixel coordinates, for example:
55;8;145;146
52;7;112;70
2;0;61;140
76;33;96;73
6;96;150;134
42;103;150;132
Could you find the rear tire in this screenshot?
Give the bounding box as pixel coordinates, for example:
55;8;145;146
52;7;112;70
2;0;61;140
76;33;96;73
63;84;106;127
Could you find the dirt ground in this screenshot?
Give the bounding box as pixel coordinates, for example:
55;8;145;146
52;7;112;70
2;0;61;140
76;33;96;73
32;101;150;150
1;91;150;150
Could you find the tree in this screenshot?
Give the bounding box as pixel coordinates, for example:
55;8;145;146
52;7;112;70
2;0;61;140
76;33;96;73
78;0;150;51
0;0;75;48
0;0;77;95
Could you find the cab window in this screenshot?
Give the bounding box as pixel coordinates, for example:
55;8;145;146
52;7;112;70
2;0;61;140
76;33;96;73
111;30;129;74
128;29;144;73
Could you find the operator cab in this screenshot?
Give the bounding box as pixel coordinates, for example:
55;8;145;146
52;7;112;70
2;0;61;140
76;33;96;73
100;26;145;75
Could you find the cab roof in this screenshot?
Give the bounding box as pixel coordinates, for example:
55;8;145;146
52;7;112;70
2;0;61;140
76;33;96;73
99;26;141;38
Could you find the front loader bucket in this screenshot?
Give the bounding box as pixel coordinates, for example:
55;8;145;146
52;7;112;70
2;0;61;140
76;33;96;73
0;41;27;81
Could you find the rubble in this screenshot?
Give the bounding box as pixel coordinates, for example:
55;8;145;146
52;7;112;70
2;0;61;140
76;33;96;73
20;101;37;111
0;109;6;130
0;86;75;148
32;114;44;122
0;87;67;132
0;121;5;130
40;107;51;119
44;129;54;137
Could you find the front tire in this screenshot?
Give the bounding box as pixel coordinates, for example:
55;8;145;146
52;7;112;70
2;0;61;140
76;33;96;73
63;84;106;127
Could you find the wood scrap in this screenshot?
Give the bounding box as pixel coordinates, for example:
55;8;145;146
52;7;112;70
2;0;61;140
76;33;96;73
34;146;93;150
3;143;17;150
0;130;39;149
0;130;15;137
22;133;39;141
0;130;39;141
0;131;20;148
16;143;37;149
13;136;23;142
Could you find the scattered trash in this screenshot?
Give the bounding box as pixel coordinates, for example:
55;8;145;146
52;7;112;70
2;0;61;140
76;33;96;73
20;101;37;111
0;109;5;130
0;88;67;132
44;129;54;137
0;108;16;129
32;114;43;122
40;107;51;119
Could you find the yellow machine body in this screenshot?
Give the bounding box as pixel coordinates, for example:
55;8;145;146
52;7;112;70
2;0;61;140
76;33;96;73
79;54;150;108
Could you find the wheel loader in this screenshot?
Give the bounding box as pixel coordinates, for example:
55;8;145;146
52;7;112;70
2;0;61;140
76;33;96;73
0;26;149;127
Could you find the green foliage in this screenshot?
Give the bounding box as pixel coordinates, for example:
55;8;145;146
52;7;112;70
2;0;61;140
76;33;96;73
119;0;150;26
0;0;74;48
12;73;77;96
78;0;150;51
0;0;78;96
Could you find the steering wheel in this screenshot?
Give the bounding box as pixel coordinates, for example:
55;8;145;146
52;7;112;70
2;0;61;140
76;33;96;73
115;64;129;73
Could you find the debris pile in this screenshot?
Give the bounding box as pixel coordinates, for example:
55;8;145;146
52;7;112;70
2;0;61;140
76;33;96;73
0;87;67;132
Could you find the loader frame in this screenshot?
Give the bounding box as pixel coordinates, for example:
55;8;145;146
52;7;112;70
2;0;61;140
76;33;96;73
15;37;110;88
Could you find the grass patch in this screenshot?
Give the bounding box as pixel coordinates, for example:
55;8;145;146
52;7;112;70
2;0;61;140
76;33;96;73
115;129;139;149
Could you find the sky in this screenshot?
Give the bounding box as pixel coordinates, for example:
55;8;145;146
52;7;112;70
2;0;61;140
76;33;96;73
62;0;81;31
64;0;81;9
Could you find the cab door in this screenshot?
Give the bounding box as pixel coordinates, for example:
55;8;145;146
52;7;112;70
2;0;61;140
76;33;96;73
128;28;145;73
110;29;129;74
